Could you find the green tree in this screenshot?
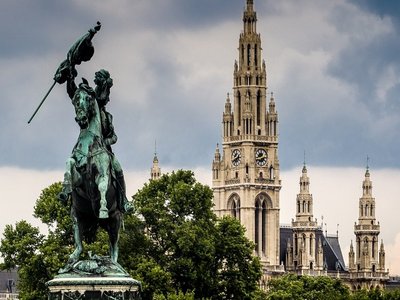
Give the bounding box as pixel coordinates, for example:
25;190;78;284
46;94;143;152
215;216;262;299
0;220;44;270
266;274;351;300
0;183;70;299
124;170;262;299
1;171;263;299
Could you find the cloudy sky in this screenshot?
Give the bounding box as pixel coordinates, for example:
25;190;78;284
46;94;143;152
1;0;400;274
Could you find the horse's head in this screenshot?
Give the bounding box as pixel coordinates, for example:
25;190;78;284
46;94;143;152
72;80;96;129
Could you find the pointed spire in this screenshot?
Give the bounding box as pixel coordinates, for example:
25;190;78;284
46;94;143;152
302;150;307;173
246;0;254;12
269;92;276;113
151;141;161;180
153;140;158;163
243;0;257;34
224;92;232;114
299;159;310;193
214;143;221;162
362;164;372;196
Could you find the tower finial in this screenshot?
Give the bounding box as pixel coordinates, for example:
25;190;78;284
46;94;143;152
302;150;307;173
366;155;370;170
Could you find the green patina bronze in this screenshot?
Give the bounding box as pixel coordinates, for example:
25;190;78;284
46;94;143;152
39;23;133;278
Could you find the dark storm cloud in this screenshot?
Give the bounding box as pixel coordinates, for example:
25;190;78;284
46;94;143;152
351;0;400;27
327;3;400;112
1;0;400;172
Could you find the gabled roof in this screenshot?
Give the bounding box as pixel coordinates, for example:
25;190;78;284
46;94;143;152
322;233;346;271
279;227;346;272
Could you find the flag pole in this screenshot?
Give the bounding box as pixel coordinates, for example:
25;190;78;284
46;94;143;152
27;80;56;124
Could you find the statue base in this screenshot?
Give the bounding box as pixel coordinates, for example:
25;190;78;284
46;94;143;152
47;256;141;300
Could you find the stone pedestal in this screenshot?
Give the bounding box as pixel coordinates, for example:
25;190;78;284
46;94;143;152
47;276;141;299
47;256;141;300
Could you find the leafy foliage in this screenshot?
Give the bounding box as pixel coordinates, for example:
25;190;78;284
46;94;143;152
0;170;263;300
123;170;262;299
266;274;350;300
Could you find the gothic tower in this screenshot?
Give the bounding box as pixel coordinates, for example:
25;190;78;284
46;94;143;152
286;164;321;273
212;0;282;272
150;147;161;180
348;167;388;289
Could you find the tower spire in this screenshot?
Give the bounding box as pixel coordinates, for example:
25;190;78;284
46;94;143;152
150;141;161;180
246;0;254;11
212;0;281;272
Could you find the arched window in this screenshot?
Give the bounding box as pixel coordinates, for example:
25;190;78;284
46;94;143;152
228;194;240;220
294;234;298;255
372;238;376;258
269;166;274;179
247;44;251;66
365;204;369;216
310;234;313;256
255;193;272;256
241;44;245;64
238;92;241;126
262;201;267;254
255;200;260;254
257;90;261;126
255;44;258;67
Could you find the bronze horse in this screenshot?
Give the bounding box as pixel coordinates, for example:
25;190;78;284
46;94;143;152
61;82;122;271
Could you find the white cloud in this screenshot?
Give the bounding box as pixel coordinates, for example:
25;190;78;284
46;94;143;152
279;166;400;275
1;165;399;275
386;232;400;276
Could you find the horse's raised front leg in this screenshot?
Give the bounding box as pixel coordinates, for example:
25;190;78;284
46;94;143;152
96;173;109;219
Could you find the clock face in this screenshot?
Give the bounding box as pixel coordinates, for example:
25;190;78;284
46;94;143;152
231;149;241;166
255;149;267;166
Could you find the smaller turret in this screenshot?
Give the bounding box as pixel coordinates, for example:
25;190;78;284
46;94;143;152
348;240;355;271
212;144;221;181
379;240;385;272
316;238;324;271
150;144;161;180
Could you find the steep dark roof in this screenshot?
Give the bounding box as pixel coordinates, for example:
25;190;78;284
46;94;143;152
279;226;293;266
323;234;346;271
279;227;346;272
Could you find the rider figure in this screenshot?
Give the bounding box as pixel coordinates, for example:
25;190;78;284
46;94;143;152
58;67;133;214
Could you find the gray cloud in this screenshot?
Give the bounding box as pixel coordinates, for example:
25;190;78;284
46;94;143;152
1;0;400;173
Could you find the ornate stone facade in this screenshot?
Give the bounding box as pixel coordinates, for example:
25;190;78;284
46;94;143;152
212;0;282;273
347;168;389;289
211;0;390;289
285;165;324;274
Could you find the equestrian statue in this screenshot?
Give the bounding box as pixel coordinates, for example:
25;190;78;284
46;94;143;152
30;22;133;273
